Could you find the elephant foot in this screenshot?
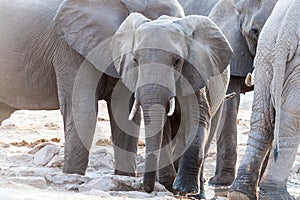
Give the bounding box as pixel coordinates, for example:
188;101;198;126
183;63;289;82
115;169;136;177
63;165;86;175
173;175;199;195
160;182;175;193
159;176;176;193
259;188;296;200
188;190;206;199
208;174;234;186
228;176;257;200
227;191;251;200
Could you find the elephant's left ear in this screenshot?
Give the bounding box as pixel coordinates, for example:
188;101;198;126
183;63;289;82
176;15;233;96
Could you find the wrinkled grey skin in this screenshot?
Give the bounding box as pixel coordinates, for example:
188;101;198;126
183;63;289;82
178;0;254;190
111;13;233;194
229;0;300;199
0;0;184;177
178;0;219;16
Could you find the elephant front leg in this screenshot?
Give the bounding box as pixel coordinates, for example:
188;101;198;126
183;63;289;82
54;55;100;175
107;90;140;177
173;126;207;195
60;90;97;175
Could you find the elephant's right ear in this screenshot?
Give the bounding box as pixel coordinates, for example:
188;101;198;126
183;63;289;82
110;13;150;92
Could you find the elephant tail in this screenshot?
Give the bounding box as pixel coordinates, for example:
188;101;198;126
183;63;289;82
271;12;298;161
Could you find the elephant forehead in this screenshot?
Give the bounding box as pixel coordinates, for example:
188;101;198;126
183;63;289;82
134;26;188;58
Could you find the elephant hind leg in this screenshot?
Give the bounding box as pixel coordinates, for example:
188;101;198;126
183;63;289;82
209;77;242;187
0;103;16;126
258;110;300;200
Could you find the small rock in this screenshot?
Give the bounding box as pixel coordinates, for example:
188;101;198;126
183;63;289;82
0;142;10;148
5;176;47;189
45;172;88;189
46;151;64;168
88;149;114;170
79;176;116;192
137;154;145;165
79;175;167;192
6;154;34;166
34;145;61;166
28;142;55;154
84;189;111;197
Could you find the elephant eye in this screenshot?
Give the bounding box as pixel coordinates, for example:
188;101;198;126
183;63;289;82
133;58;138;64
174;57;181;67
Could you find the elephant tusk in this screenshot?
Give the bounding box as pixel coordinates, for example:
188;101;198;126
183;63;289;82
128;99;139;121
245;72;254;87
167;97;175;117
225;92;236;100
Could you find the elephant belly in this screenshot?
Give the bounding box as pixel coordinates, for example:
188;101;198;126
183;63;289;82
0;0;62;110
0;62;59;110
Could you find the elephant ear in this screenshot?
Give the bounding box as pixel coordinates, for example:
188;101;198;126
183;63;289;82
209;0;253;77
110;13;151;92
176;15;233;96
55;0;128;57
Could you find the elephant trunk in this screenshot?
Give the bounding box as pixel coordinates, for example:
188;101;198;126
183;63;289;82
136;84;174;193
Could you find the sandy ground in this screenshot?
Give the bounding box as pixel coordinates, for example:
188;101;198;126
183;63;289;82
0;92;299;200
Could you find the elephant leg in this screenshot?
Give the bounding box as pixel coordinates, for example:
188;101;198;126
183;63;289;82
54;51;98;175
158;118;176;192
173;125;207;195
258;104;300;199
228;130;273;200
107;82;140;177
188;167;206;200
172;92;210;195
209;76;241;186
0;103;16;125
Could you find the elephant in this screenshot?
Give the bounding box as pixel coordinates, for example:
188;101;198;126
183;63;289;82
109;12;233;194
178;0;254;188
228;0;300;199
0;0;184;177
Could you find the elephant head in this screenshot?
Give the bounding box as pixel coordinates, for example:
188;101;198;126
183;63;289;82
234;0;278;56
111;13;233;193
209;0;254;79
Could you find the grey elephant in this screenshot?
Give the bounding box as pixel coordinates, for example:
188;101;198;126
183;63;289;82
178;0;254;187
0;0;184;177
228;0;300;199
109;12;233;194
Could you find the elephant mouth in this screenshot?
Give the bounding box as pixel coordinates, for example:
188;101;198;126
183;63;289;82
128;97;176;120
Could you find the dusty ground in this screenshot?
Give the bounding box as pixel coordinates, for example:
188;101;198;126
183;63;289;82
0;92;299;199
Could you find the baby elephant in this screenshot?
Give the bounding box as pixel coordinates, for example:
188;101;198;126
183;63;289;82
109;13;233;195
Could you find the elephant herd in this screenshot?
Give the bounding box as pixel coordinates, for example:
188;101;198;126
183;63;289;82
0;0;299;199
